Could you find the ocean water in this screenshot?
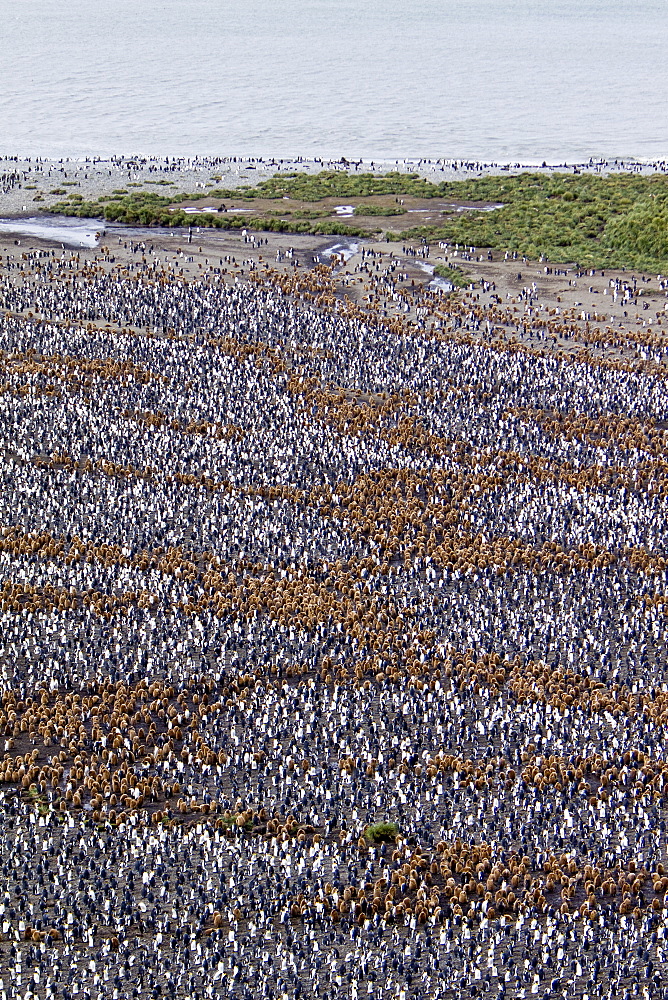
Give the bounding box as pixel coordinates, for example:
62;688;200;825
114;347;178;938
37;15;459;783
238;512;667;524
0;0;666;162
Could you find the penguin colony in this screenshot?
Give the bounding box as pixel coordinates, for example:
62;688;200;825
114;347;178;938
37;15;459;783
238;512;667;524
0;240;667;1000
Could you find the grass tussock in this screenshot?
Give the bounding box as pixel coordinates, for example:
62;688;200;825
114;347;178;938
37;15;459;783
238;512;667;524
364;821;400;843
353;203;407;217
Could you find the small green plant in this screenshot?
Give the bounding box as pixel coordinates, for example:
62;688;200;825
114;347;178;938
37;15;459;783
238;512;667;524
219;812;253;832
364;821;399;843
50;188;66;195
62;181;79;186
26;784;50;815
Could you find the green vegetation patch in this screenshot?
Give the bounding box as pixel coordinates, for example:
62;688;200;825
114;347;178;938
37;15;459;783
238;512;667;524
392;172;668;272
243;171;439;201
47;190;373;237
354;203;407;217
44;169;668;269
433;263;473;288
364;821;399;843
25;784;50;816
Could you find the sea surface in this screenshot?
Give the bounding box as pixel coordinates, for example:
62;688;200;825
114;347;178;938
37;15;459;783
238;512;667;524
0;0;666;163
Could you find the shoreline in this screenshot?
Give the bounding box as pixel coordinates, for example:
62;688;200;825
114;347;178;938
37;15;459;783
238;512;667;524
2;152;667;221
